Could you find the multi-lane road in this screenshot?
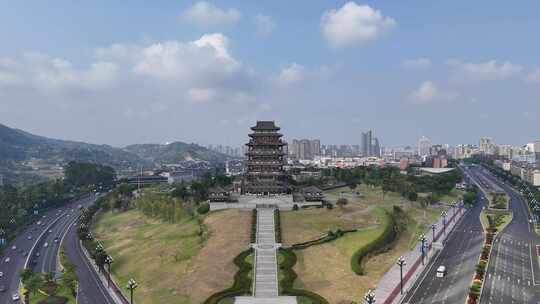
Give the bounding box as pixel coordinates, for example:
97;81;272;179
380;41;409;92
404;164;540;304
402;165;485;304
0;194;117;303
474;166;540;304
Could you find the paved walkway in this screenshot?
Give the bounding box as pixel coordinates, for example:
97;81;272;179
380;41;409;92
374;204;465;304
254;208;279;297
235;206;297;304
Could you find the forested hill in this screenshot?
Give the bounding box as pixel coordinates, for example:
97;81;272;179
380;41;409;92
123;142;233;164
0;123;143;167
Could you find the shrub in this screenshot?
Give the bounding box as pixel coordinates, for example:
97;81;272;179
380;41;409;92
351;208;402;275
197;203;210;214
37;296;68;304
251;209;257;243
336;198;348;208
275;209;282;243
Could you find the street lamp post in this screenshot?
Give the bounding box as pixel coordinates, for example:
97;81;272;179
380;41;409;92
431;223;437;242
105;255;114;287
396;256;406;295
363;289;376;304
419;234;427;265
126;278;138;304
441;211;447;235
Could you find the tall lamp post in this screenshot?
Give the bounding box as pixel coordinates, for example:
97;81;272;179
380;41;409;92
431;223;437;243
105;255;114;287
441;211;448;235
363;289;376;304
126;278;138;304
396;256;406;295
419;234;427;265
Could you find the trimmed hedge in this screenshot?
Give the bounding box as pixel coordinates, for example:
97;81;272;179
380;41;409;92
203;248;254;304
350;206;404;275
197;202;210;214
251;209;257;243
275;209;282;243
291;229;357;250
279;248;329;304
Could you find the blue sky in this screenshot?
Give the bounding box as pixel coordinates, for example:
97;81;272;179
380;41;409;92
0;1;539;147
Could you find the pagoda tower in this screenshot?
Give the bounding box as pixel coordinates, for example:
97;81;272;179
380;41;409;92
242;121;288;195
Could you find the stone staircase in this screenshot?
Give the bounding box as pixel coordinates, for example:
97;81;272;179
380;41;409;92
235;206;297;304
254;208;279;297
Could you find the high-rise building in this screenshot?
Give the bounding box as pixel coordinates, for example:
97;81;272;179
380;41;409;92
479;137;493;154
372;137;381;157
242;121;288;195
288;139;321;160
361;130;373;156
418;136;431;157
361;130;381;157
527;140;540;161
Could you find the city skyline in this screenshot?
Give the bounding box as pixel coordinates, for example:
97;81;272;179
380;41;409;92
1;1;540;147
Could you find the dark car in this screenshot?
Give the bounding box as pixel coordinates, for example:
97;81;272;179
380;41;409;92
0;285;6;293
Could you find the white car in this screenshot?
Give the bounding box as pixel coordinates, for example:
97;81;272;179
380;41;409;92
12;293;20;300
0;271;3;277
436;265;446;278
11;246;16;250
4;257;10;263
44;242;49;248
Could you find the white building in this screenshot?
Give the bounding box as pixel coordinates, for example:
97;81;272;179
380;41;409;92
418;136;431;157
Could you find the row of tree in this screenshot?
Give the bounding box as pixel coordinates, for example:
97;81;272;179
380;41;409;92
0;162;116;252
304;166;462;203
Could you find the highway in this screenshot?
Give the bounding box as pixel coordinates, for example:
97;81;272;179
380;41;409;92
473;166;540;304
402;165;485;304
62;209;118;304
0;197;88;303
0;194;117;304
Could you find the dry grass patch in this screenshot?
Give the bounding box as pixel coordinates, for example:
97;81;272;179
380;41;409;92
93;209;250;304
283;185;462;303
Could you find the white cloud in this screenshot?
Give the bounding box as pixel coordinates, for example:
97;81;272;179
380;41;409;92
125;33;243;90
254;14;276;37
187;88;216;103
180;1;240;28
0;58;23;86
408;81;457;104
0;52;118;91
524;69;540;83
276;63;306;86
448;59;523;82
321;2;396;49
401;58;432;70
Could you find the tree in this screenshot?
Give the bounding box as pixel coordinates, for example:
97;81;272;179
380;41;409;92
64;161;116;188
348;182;357;193
20;268;33;283
171;183;189;201
407;191;418;202
25;273;44;297
336;198;348;208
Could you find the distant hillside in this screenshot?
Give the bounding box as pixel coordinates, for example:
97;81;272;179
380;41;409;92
124;142;233;164
0;123;143;167
0;123;233;185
